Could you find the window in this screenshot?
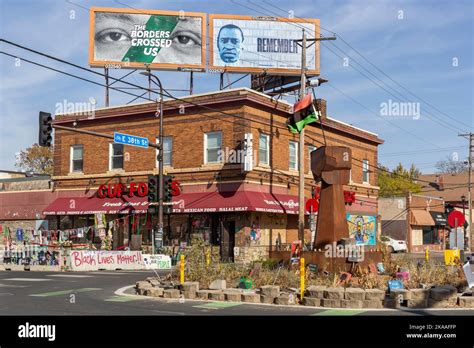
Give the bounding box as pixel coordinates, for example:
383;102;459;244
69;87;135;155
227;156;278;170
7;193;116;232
289;141;298;171
70;145;83;173
109;143;124;170
362;160;370;183
308;145;317;171
156;137;172;167
422;226;438;245
259;134;270;165
204;132;222;164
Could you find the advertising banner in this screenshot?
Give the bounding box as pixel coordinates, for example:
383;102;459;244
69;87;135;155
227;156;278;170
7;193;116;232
89;7;206;70
209;14;320;75
346;214;377;246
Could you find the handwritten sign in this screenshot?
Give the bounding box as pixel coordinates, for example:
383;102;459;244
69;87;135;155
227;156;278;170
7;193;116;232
69;250;143;271
142;254;172;270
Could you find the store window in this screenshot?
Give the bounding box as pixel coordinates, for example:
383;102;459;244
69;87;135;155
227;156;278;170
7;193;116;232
308;145;317;171
362;159;370;184
204;131;222;164
422;226;439;244
109;143;124;170
259;133;270;165
156;137;172;167
70;145;83;173
289;141;298;171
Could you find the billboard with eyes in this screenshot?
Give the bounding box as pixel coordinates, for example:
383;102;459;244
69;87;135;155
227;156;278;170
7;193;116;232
209;14;320;75
89;7;206;70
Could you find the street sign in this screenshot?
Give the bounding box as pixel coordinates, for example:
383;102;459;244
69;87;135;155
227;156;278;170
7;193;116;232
114;132;149;149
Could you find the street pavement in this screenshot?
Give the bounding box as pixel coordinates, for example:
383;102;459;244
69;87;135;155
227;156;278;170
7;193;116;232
0;270;472;316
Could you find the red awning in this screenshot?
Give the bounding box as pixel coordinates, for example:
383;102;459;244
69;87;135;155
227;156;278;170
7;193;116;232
43;191;302;215
43;196;149;215
170;191;300;214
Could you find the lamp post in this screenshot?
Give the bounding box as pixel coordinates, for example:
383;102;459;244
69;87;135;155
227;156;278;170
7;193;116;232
140;71;164;253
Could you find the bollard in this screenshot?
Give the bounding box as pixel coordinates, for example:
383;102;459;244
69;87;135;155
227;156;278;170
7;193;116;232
425;247;429;262
300;257;305;301
205;248;211;267
180;254;185;284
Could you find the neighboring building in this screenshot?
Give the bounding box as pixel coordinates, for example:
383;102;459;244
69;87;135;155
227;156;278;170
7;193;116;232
0;173;52;248
8;88;383;261
380;193;448;252
417;172;473;250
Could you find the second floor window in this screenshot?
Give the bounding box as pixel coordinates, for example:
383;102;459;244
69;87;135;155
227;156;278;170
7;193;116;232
289;141;298;171
205;132;222;164
70;145;83;173
156;137;172;167
362;159;370;183
259;133;269;165
110;143;124;170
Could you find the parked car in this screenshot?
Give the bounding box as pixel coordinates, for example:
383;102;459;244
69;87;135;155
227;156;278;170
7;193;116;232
381;235;408;253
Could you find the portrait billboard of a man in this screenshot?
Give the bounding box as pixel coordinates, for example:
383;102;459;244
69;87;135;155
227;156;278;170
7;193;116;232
217;24;244;63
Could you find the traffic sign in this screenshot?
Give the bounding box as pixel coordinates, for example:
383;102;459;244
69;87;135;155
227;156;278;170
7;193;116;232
114;132;149;148
447;210;465;228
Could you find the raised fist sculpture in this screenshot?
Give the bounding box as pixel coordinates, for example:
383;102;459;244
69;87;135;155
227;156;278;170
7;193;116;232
311;146;352;250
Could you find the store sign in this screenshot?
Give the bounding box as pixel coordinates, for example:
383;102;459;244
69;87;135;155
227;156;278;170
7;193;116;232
97;182;148;198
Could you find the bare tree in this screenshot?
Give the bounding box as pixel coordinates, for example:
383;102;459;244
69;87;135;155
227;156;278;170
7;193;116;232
435;156;468;174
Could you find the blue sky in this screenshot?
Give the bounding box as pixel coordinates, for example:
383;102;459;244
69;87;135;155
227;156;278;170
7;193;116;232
1;0;473;173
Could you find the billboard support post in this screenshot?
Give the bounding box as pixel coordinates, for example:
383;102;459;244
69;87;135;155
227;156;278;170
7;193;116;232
189;72;194;95
104;67;109;107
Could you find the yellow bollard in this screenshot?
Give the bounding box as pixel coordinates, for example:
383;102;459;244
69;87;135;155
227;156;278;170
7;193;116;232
205;248;211;267
300;257;305;301
425;247;429;262
180;254;185;284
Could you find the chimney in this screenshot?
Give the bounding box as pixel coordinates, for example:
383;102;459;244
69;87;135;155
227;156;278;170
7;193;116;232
315;98;327;119
438;176;444;191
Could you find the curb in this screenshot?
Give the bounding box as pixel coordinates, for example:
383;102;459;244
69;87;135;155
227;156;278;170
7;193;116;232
117;285;474;312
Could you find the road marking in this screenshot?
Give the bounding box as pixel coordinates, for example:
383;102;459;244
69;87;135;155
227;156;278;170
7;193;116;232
0;283;28;288
4;278;52;282
105;296;141;302
30;288;102;297
91;272;129;275
311;309;366;316
47;274;93;278
193;302;243;309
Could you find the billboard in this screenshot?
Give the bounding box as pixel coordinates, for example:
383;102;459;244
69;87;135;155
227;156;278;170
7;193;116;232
209;14;320;75
89;7;206;70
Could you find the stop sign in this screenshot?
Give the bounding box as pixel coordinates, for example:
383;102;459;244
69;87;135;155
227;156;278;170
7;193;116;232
305;198;319;213
447;210;465;228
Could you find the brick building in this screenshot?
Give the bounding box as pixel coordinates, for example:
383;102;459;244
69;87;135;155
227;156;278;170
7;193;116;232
41;87;383;261
379;193;448;252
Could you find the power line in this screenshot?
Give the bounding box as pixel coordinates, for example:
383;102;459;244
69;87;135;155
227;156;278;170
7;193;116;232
260;0;473;131
2;39;457;189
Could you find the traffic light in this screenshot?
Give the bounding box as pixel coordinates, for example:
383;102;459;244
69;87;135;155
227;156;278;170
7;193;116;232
147;175;158;203
163;175;173;202
38;112;53;147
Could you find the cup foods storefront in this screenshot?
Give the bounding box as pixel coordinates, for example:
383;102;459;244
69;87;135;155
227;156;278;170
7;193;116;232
41;180;376;262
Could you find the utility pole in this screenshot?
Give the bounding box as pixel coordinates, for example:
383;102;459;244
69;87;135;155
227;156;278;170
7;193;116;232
294;31;336;247
297;30;307;245
459;132;473;251
104;67;109;107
